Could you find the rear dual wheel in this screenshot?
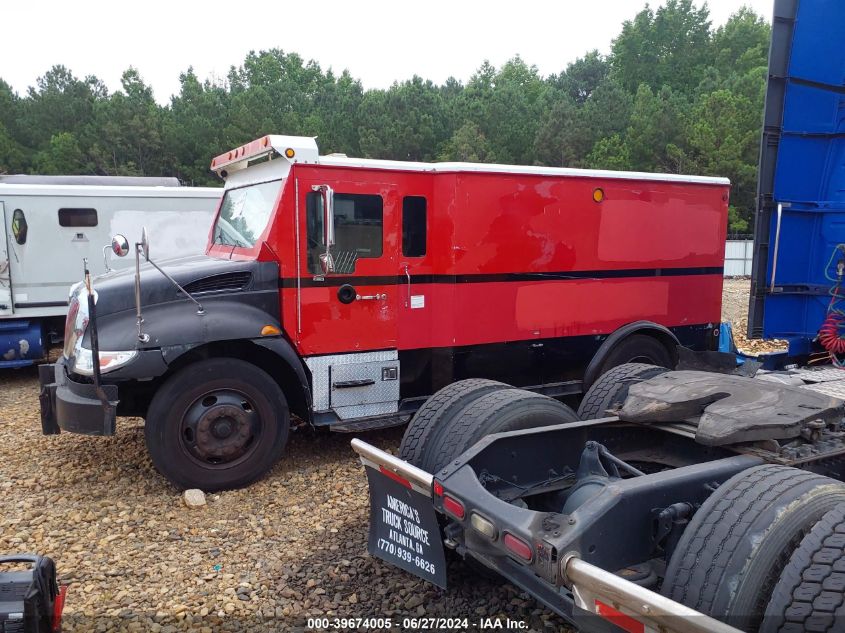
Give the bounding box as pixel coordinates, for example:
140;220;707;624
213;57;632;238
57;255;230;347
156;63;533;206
761;503;845;632
590;334;674;389
399;379;508;468
145;358;289;491
661;464;845;631
399;380;578;578
577;362;668;420
400;379;578;473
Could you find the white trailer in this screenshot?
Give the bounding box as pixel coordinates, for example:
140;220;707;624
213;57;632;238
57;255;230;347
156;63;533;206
0;175;221;368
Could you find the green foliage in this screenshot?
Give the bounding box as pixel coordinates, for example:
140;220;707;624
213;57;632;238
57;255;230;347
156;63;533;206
586;135;632;171
684;89;761;227
0;123;26;174
0;2;771;225
34;132;92;174
728;206;750;233
611;0;713;94
439;122;497;163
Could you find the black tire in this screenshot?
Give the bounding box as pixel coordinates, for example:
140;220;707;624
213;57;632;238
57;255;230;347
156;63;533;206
596;334;673;379
761;503;845;633
661;465;845;630
399;379;508;467
421;388;579;474
577;362;668;420
145;358;290;491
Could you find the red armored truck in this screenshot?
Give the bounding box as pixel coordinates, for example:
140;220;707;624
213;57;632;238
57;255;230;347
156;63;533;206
39;135;729;490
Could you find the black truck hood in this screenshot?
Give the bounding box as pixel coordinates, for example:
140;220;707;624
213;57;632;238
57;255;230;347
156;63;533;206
85;254;282;354
92;254;274;315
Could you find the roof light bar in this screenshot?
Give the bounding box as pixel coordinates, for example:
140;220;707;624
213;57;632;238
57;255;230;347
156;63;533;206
210;135;320;175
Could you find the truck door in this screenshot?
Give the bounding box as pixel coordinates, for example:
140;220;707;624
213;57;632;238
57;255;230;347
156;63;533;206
0;203;13;316
297;177;400;422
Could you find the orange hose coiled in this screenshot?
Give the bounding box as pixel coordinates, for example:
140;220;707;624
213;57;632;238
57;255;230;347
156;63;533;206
819;312;845;354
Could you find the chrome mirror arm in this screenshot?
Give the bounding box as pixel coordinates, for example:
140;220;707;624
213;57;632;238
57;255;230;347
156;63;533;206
143;254;205;316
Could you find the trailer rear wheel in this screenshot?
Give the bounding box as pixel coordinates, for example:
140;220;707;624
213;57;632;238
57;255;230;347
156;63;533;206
595;334;673;381
421;388;579;474
576;362;668;420
661;465;845;630
760;503;845;633
399;379;508;467
145;358;290;491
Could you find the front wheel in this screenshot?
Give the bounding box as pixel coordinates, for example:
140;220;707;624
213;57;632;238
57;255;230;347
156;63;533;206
144;358;290;491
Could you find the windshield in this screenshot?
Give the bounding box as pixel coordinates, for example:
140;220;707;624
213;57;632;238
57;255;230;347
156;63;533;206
212;179;282;248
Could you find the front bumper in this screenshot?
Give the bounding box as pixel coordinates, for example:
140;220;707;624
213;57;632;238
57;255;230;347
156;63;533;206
38;356;118;436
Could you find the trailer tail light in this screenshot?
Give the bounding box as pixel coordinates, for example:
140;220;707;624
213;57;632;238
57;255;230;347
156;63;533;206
442;495;465;520
503;533;533;562
594;601;645;633
378;465;411;490
470;513;497;540
433;480;444;497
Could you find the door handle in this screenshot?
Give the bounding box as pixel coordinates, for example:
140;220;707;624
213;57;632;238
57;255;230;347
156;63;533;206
356;293;387;301
333;379;376;389
403;264;411;307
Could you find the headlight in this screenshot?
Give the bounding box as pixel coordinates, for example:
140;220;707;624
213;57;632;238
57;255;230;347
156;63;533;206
63;284;90;360
65;282;136;375
72;347;138;375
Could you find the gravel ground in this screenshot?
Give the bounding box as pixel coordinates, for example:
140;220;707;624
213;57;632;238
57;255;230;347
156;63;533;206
721;277;787;354
0;368;566;633
0;280;773;632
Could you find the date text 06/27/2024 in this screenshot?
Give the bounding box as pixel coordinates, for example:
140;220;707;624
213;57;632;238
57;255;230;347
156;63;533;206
306;616;529;630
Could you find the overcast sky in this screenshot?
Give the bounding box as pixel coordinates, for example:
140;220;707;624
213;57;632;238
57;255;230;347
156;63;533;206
3;0;773;104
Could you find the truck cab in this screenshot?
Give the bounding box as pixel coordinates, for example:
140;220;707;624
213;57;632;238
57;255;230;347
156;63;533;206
39;135;728;491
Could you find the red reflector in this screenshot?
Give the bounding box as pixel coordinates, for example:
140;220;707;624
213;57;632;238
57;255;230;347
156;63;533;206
442;495;465;520
52;585;67;633
595;600;645;633
379;465;411;489
433;481;444;497
503;533;533;562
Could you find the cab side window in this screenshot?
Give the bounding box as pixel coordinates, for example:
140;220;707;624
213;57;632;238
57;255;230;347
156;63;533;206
306;192;383;274
402;196;427;257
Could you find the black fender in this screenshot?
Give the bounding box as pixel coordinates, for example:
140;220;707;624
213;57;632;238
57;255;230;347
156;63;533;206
582;320;680;391
141;335;313;424
252;336;313;421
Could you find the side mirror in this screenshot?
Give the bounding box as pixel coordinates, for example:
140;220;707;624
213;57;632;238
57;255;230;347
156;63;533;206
312;184;335;273
111;234;130;257
140;226;150;261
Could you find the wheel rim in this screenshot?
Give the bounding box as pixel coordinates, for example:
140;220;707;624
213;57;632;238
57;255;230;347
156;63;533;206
179;389;262;468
